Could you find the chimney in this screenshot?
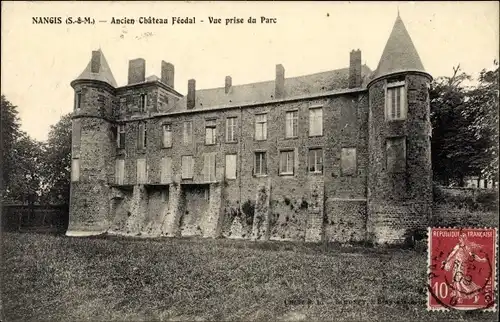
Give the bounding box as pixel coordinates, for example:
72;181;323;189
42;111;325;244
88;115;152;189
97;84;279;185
91;51;101;73
128;58;146;85
161;61;175;88
349;49;362;88
275;64;285;99
225;76;232;94
187;79;196;109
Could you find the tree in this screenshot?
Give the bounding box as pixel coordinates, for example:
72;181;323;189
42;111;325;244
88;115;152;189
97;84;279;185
6;132;45;203
464;61;499;184
1;95;21;200
1;95;44;203
40;113;72;204
430;63;499;186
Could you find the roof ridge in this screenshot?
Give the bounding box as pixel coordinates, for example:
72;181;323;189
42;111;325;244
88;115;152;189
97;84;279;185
193;66;372;92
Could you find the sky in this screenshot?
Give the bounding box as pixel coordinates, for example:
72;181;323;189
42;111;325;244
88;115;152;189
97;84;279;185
1;1;499;141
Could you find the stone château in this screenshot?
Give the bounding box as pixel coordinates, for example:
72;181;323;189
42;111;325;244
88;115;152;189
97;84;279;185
67;14;433;244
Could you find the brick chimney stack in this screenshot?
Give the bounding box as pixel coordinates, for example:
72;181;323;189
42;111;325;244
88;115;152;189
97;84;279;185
225;76;232;94
187;79;196;109
128;58;146;85
349;49;362;88
275;64;285;99
91;51;101;73
161;61;175;88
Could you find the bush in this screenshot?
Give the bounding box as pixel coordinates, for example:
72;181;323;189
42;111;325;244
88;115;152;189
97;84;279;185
433;185;499;212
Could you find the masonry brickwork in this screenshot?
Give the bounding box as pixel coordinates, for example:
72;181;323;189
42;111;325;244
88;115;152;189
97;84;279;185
67;14;433;244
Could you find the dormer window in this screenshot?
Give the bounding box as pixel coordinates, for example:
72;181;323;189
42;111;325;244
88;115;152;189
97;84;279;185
386;81;406;121
139;94;147;113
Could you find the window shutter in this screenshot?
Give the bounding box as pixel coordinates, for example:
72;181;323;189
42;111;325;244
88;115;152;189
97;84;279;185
191;157;194;178
401;86;406;119
294;148;298;174
134;95;140;112
137;159;147;184
203;153;209;181
263;115;267;140
182;157;186;178
263;153;267;174
116;159;125;185
319;150;323;173
225;154;236;179
211;153;216;181
386;87;392;119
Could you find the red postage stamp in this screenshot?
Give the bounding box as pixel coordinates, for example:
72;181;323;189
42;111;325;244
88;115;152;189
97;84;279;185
427;227;498;311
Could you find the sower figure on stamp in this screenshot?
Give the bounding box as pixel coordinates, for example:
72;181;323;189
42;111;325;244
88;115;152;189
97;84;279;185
441;232;488;304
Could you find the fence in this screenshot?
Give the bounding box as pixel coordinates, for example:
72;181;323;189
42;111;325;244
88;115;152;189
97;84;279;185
2;204;69;233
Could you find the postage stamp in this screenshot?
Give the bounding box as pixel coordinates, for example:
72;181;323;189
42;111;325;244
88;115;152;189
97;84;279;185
427;227;498;311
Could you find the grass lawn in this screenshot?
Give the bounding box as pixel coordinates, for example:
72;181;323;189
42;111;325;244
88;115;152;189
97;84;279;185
1;232;496;321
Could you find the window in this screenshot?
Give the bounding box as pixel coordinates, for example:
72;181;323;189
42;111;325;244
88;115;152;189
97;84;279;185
285;110;298;138
117;124;125;149
71;159;80;182
160;157;172;183
226;117;237;142
137;122;147;150
279;150;295;175
255;113;267;140
205;119;217;145
136;158;147;184
254;152;267;176
181;155;194;179
75;92;82;110
115;159;125;185
309;107;323;136
183;121;192;145
203;153;216;182
225;154;237;179
386;137;406;173
162;124;172;148
386;82;406;120
341;148;357;176
308;148;323;173
139;94;147;113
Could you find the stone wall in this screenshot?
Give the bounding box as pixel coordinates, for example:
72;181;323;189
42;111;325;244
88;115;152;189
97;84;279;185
70;72;434;245
179;184;210;236
68;82;116;236
324;200;366;243
367;73;432;244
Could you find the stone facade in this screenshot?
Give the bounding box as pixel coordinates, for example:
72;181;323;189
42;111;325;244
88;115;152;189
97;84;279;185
67;14;433;244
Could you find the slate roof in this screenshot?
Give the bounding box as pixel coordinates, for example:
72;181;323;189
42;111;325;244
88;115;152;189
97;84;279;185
74;49;118;87
171;65;372;112
370;14;426;81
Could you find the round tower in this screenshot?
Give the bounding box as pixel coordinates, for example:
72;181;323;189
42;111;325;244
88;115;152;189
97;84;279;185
67;50;118;236
367;14;433;244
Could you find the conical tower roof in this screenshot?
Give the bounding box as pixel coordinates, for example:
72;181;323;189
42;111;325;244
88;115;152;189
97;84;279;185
73;49;117;87
370;14;427;82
